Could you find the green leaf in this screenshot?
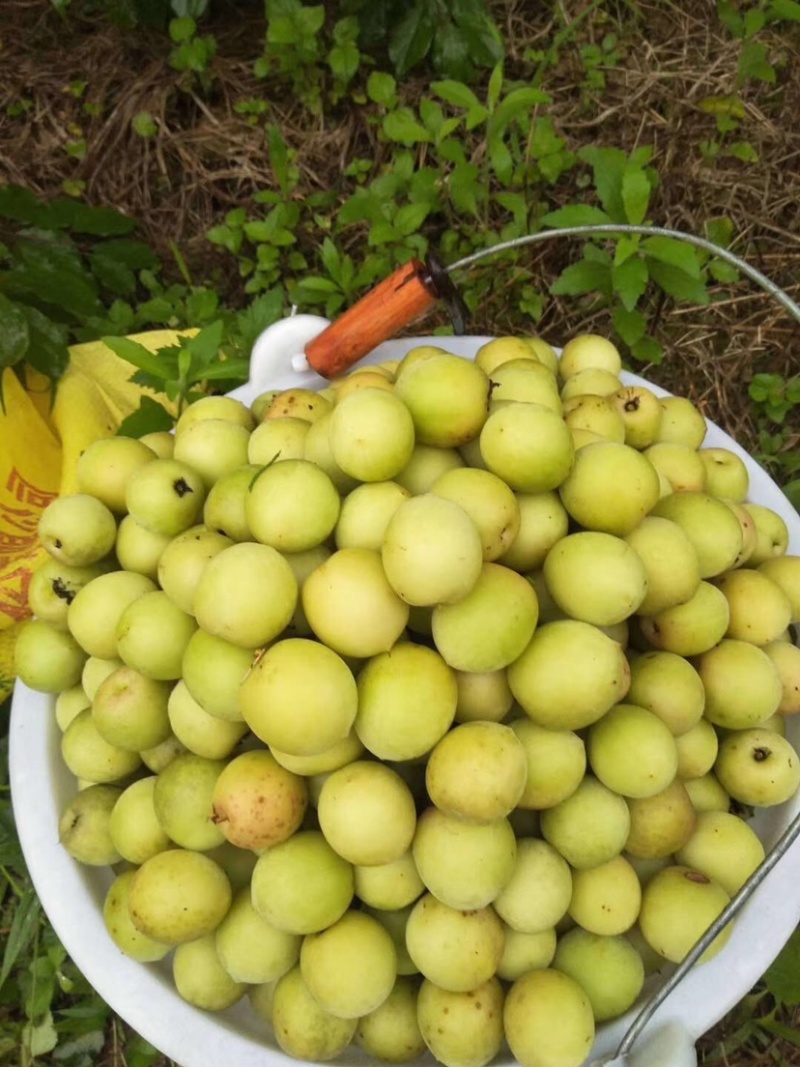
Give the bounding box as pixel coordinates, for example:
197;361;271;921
486;61;503;110
718;0;744;36
432;79;481;109
103;336;173;379
96;238;159;271
0;805;24;866
43;199;136;236
388;2;434;75
541;205;612;228
642;236;703;278
768;0;800;19
0;293;30;367
743;6;767;36
20;305;70;381
550;257;612;298
647;260;710;304
431;18;472;83
705;216;735;248
185;288;219;323
23;1011;58;1057
117;396;174;437
630;335;664;364
783;480;800;514
89;250;136;296
3;263;102;321
185;319;225;371
197;358;251;382
621;167;651;225
764;928;800;1004
489;87;550;134
612;256;648;311
234;289;285;351
382;108;432;144
366;72;397;108
0;885;40;994
612;305;647;346
738;39;776;83
578;146;628;223
394;202;431;237
727;140;759;163
448;163;481;217
0;184;47;225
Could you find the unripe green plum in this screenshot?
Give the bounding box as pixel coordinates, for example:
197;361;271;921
587;703;679;798
300;909;397;1019
153;752;226;851
758;556;800;621
498;491;569;573
58;783;122;865
715;728;800;807
497;926;557;980
251;830;353;934
303;413;359;494
38;493;117;567
511;718;586;809
624;515;702;616
700;447;749;501
125;459;206;536
627;651;705;736
116;590;197;681
543;531;648;626
67;570;156;659
301;547;409;658
684;774;731;814
181;629;253;721
743;503;789;564
412;807;516;909
246;458;341;552
561;367;621;401
140;733;187;774
492;837;572;933
266;387;333;422
417;977;505;1067
362;904;418;976
568;854;642;935
61;709;142;783
205;840;258;893
279;544;332;637
248;416;309;465
405;894;504;992
504;968;595;1067
639;580;730;657
490;358;561;412
560;333;622;378
27;558;109;629
715;568;792;645
173;933;248;1011
318;761;416;866
624;779;697;858
699;639;782;729
212;749;307;850
193;542;297;649
356;643;457;761
479;402;574;493
354;851;424;911
507;619;631;731
541;776;631;869
115;516;172;578
553;929;645;1022
157;525;232;615
559;441;660;536
248;980;277;1026
92;665;172;751
127;848;232;944
240;638;357;755
563;394;626;443
675;719;719;779
763;640;800;715
382;494;483;606
55;685;90;731
109;776;171;864
394;352;490;448
675;810;765;896
215;886;300;984
639;865;732;963
328;388;415;482
395;445;464;496
167;680;248;758
15;619;86;692
644;442;706;493
652;492;743;577
140;430;175;458
454;669;513;723
202;464;257;542
271;966;357;1061
103;871;171;963
430;467;521;561
335;481;411;551
425;721;527;821
270;729;364;776
476;336;539;375
76;435;157;512
612;385;663;449
176;395;254;433
655;395;707;448
355;977;426;1064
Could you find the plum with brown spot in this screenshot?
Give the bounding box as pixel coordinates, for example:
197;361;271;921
211;749;308;851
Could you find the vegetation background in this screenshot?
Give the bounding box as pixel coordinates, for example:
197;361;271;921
1;0;800;1063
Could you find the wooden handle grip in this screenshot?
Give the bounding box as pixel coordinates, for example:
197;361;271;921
305;259;437;379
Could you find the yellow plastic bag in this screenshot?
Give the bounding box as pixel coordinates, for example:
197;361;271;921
0;330;187;701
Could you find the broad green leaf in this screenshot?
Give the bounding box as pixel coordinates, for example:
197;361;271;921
642;236;703;278
738;39;776;83
20;305;70;381
197;359;251;382
614;235;640;266
768;0;800;19
612;256;648;311
489;87;550;133
185;287;219;324
454;1;504;67
22;1011;58;1058
621;167;651;225
431;18;472;83
207;224;243;254
366;71;397;108
783;480;800;514
540;205;612;228
394;203;430;237
727;140;759;163
89;250;136;295
4;263;101;320
717;0;744;36
698;94;746;119
705;216;735;248
486;62;503;110
388;2;434;75
0;184;47;225
0;884;40;993
743;6;767;36
431;79;481;109
235;289;285;351
116;399;174;440
488;137;514;186
550;258;612;298
612;305;647;346
0;293;30;366
43;199;136;236
103;336;173;380
578;146;628;223
383;108;432;145
630;335;663;364
764;928;800;1004
186;319;225;370
95;237;159;270
648;260;710;304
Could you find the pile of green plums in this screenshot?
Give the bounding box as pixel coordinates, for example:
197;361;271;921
16;331;800;1067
